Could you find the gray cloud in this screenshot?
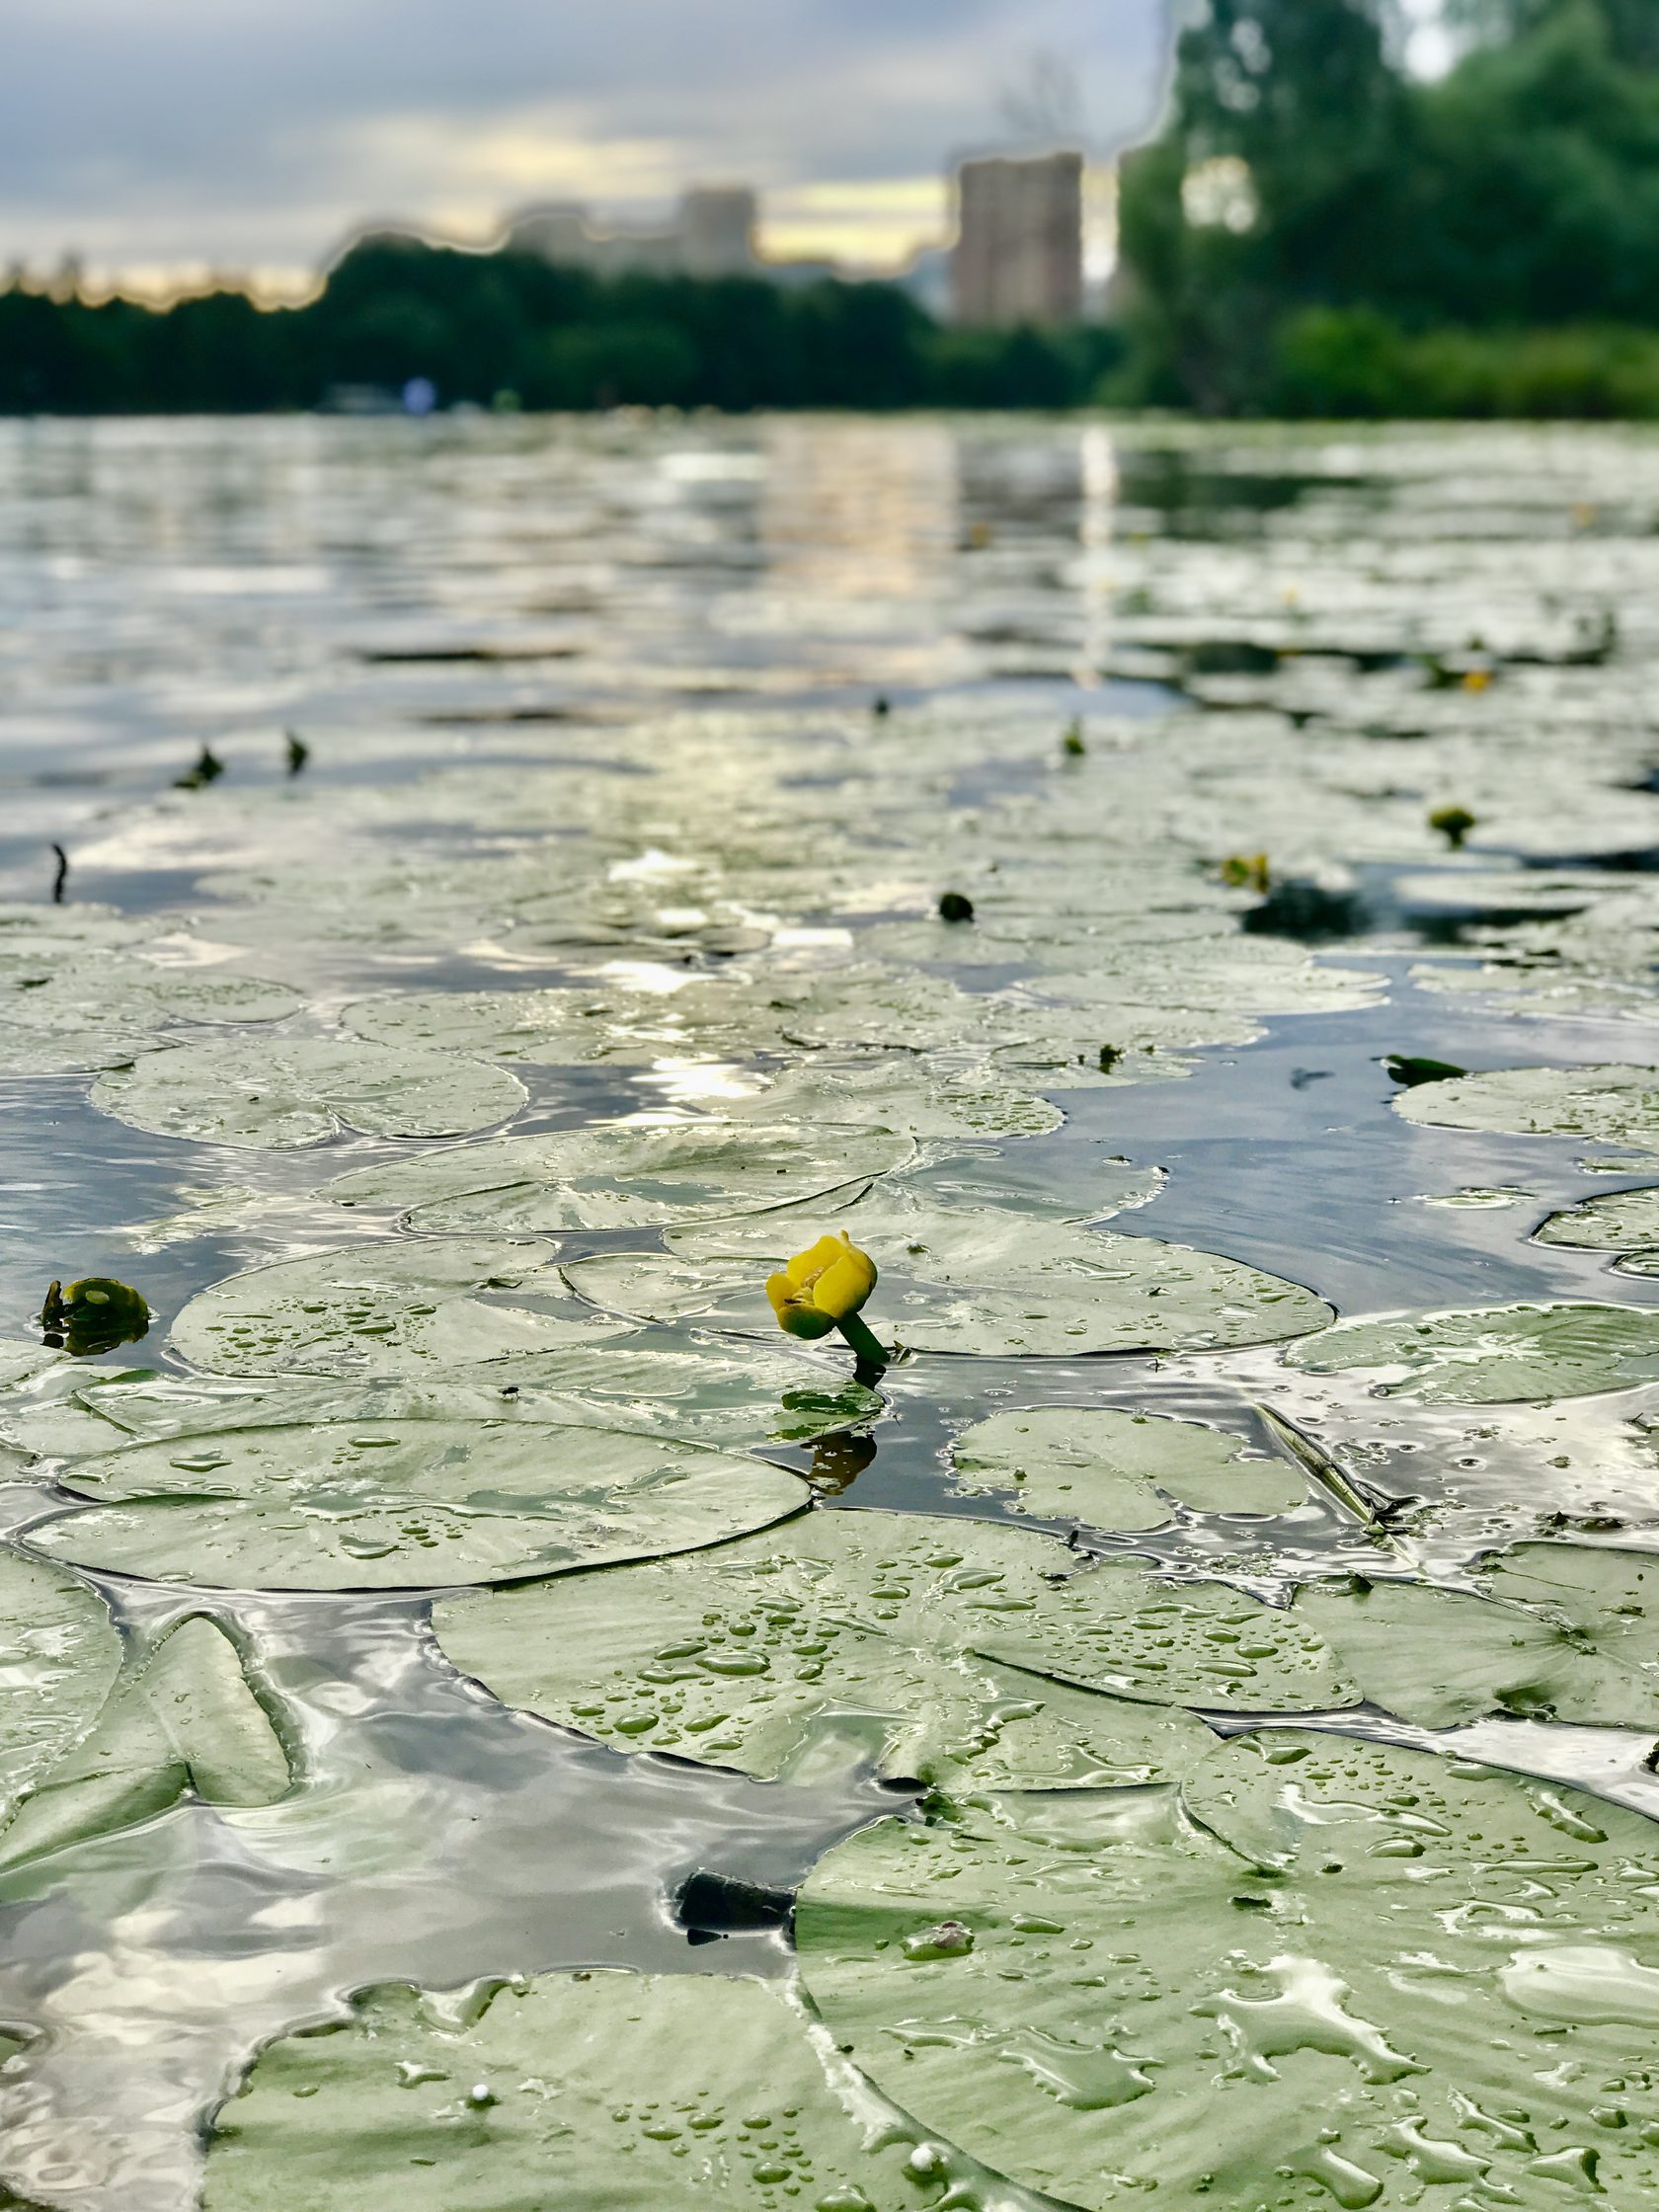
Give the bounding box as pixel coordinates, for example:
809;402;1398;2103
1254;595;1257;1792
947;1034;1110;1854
0;0;1169;276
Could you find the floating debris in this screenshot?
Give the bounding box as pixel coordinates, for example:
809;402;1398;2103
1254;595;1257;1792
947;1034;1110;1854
173;745;225;791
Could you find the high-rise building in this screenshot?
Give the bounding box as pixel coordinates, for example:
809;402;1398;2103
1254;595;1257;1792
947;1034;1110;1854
950;151;1084;329
678;187;758;277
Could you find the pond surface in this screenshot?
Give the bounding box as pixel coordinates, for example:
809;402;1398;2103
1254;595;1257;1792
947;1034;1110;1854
5;414;1659;2208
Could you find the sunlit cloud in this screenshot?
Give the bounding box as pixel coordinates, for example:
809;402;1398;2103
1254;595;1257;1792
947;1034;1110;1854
761;178;950;272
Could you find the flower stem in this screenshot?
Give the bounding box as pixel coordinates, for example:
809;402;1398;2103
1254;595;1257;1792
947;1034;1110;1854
834;1310;889;1378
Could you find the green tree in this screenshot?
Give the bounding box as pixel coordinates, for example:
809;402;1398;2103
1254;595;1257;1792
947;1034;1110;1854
1117;0;1659;411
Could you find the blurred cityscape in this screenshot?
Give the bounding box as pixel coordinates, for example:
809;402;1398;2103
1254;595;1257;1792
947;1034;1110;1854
371;146;1096;333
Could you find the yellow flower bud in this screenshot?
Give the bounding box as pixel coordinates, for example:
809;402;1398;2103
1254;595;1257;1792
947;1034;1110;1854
40;1276;150;1358
765;1233;878;1343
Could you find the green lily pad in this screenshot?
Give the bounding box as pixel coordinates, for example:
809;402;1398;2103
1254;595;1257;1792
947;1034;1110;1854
32;1420;810;1591
435;1509;1351;1785
0;1552;122;1827
1393;1063;1659;1151
1285;1302;1659;1402
742;1056;1064;1139
0;1615;293;1874
324;1121;914;1232
570;1197;1333;1358
1537;1184;1659;1252
1296;1544;1659;1729
950;1407;1304;1527
203;1973;935;2211
0;1019;167;1077
170;1240;628;1379
2;960;302;1033
343;986;647;1064
799;1733;1659;2211
91;1040;527;1148
11;1345;882;1460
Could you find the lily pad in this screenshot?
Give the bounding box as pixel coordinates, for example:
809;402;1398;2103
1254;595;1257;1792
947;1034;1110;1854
324;1121;914;1232
434;1509;1351;1786
14;1346;882;1459
170;1240;628;1379
1285;1301;1659;1402
32;1421;810;1592
203;1973;934;2211
1537;1184;1659;1252
0;1615;294;1873
742;1056;1064;1139
1393;1063;1659;1151
1297;1544;1659;1729
0;1552;122;1826
343;986;643;1064
799;1732;1659;2211
569;1197;1333;1358
2;960;302;1033
950;1407;1304;1527
91;1040;527;1149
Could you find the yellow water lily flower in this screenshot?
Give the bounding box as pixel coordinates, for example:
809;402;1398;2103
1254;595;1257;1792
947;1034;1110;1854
766;1232;887;1370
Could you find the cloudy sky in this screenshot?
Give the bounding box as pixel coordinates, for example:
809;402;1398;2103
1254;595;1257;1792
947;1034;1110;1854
1;0;1173;293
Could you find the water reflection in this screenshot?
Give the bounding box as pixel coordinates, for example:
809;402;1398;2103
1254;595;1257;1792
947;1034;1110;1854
803;1426;879;1494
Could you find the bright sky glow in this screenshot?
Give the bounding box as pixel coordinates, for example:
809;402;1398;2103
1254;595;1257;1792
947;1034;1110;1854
0;0;1172;292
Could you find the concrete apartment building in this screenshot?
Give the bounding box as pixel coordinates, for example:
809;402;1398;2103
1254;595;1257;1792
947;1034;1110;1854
950;150;1084;328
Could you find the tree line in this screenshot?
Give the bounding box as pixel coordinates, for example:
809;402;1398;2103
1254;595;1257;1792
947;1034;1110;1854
0;244;1121;416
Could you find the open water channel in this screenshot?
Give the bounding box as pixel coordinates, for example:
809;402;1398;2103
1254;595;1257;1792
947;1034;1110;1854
3;413;1659;2209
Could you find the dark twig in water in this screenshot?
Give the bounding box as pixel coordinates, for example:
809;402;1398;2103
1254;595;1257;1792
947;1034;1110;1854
50;844;68;904
175;746;225;791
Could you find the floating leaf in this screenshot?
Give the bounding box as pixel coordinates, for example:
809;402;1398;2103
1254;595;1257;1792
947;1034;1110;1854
170;1240;627;1379
91;1039;526;1149
343;986;654;1065
1285;1301;1659;1402
1393;1063;1659;1151
2;961;302;1032
799;1733;1659;2212
569;1197;1333;1358
435;1509;1349;1786
1537;1185;1659;1252
1297;1544;1659;1729
33;1420;809;1591
325;1121;913;1232
28;1344;882;1457
203;1974;932;2211
950;1407;1304;1527
0;1616;293;1873
0;1552;122;1828
739;1055;1064;1138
